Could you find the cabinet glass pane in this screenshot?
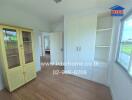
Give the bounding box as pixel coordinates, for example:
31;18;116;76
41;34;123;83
3;28;20;69
22;31;33;63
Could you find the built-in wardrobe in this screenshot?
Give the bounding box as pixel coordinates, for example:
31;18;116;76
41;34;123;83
0;25;36;92
64;12;113;86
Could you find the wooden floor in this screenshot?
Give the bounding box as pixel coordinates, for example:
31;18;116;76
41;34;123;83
40;53;50;63
0;66;112;100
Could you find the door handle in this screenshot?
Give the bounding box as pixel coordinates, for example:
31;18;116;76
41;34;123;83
61;48;63;51
79;47;81;51
23;71;26;75
76;47;79;51
20;45;23;47
76;46;81;52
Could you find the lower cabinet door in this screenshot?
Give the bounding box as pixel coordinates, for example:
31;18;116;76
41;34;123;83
24;63;36;83
8;66;25;92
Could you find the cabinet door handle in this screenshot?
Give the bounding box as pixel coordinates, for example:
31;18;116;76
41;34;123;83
20;45;23;47
79;47;81;51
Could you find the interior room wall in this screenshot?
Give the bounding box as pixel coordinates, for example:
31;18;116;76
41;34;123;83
51;18;64;32
0;4;50;90
109;2;132;100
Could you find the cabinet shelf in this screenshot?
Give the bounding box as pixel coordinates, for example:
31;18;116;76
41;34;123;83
5;41;17;43
95;45;110;48
6;48;18;50
96;28;112;32
24;52;32;55
7;55;18;57
23;41;32;43
93;60;108;68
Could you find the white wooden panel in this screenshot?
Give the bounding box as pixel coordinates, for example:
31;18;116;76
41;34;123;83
50;32;63;64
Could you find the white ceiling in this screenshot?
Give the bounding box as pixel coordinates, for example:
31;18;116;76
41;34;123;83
0;0;124;24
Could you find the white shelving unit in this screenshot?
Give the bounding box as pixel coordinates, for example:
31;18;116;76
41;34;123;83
93;12;113;85
95;13;112;63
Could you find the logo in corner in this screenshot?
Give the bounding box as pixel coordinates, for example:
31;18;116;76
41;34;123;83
110;5;125;16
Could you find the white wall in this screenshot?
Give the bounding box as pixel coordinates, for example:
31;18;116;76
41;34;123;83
51;18;64;32
109;2;132;100
0;4;50;90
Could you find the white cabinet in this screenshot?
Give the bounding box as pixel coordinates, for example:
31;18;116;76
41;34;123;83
64;13;113;86
64;15;97;75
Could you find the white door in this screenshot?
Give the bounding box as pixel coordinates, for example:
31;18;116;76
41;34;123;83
50;32;63;65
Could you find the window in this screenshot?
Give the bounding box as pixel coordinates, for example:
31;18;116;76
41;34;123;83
117;12;132;76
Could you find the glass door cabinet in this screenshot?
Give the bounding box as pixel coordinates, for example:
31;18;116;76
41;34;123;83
3;28;20;68
22;31;33;63
0;25;36;92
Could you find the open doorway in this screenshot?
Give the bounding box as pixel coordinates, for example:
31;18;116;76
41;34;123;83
40;33;51;67
43;35;50;63
40;32;64;69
